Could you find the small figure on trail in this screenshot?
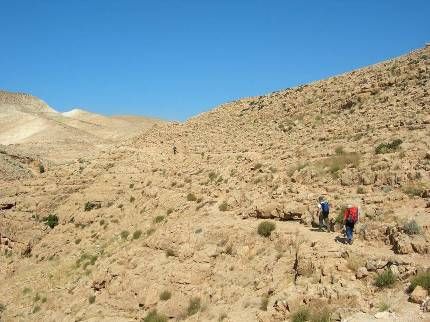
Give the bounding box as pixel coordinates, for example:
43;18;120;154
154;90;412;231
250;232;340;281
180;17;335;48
317;196;330;231
173;145;177;155
344;204;359;244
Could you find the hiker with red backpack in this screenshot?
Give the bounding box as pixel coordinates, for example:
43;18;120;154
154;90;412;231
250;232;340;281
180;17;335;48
344;204;359;244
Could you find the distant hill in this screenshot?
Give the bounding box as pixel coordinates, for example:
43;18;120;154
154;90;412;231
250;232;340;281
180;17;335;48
0;91;165;161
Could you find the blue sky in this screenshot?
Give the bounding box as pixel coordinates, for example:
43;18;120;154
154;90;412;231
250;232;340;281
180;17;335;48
0;1;429;121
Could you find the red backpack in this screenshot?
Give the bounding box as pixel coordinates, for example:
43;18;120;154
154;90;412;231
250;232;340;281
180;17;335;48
344;207;358;224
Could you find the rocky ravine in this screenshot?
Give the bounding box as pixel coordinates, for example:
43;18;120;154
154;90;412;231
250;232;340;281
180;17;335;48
0;46;429;322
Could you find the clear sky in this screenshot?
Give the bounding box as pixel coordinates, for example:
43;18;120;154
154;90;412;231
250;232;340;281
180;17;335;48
0;1;429;121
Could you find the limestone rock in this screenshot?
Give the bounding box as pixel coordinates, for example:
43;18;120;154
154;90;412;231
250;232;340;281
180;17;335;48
356;267;369;279
409;286;428;304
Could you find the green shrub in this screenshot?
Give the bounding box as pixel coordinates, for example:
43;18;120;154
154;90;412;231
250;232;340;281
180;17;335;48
260;296;269;311
32;305;41;313
208;171;217;181
130;196;135;203
23;287;32;295
0;303;6;312
335;207;346;224
84;201;101;211
375;139;402;154
335;146;345;155
159;290;171;301
410;271;430;292
356;186;365;194
218;201;228;212
403;219;421;235
311;307;332;322
323;152;360;175
253;163;263;170
38;164;45;173
43;214;59;229
88;295;96;304
165;249;175;257
257;221;276;237
375;269;396;288
166;208;174;215
187;193;197;201
133;230;142;239
143;310;167;322
154;215;165;223
76;253;98;268
187;297;201;316
402;183;426;197
292;307;310;322
120;230;129;240
378;302;390;312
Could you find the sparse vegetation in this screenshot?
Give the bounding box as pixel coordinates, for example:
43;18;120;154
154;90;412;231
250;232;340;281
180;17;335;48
159;290;171;301
292;307;310;322
165;249;175;257
257;221;276;237
378;302;390;312
291;306;332;322
38;163;45;173
402;219;421;235
132;230;142;239
143;310;167;322
0;303;6;313
147;228;155;236
208;171;217;181
409;271;430;292
76;253;98;269
375;139;402;154
32;305;41;313
402;182;427;197
84;201;101;212
129;196;135;203
43;214;59;229
120;230;129;240
218;201;228;211
335;145;345;155
253;163;263;170
260;295;269;311
375;269;396;288
347;255;365;272
23;287;31;295
356;186;365;194
322;152;360;176
154;215;165;223
88;295;96;304
335;207;346;224
187;193;197;201
187;297;201;316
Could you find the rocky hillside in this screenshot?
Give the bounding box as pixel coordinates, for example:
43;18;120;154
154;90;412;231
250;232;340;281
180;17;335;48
0;46;429;322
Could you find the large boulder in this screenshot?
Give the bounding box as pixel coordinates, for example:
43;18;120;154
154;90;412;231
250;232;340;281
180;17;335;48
409;286;428;304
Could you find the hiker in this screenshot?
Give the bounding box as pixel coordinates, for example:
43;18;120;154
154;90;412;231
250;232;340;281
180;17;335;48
317;196;330;231
173;145;177;155
344;204;359;244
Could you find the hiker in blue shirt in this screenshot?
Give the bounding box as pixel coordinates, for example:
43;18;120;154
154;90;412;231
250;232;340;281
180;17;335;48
317;196;330;232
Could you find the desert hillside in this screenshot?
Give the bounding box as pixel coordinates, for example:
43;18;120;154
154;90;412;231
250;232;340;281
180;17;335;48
0;46;429;322
0;91;165;162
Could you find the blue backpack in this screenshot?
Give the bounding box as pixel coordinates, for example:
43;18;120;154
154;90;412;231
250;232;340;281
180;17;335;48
321;201;330;215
